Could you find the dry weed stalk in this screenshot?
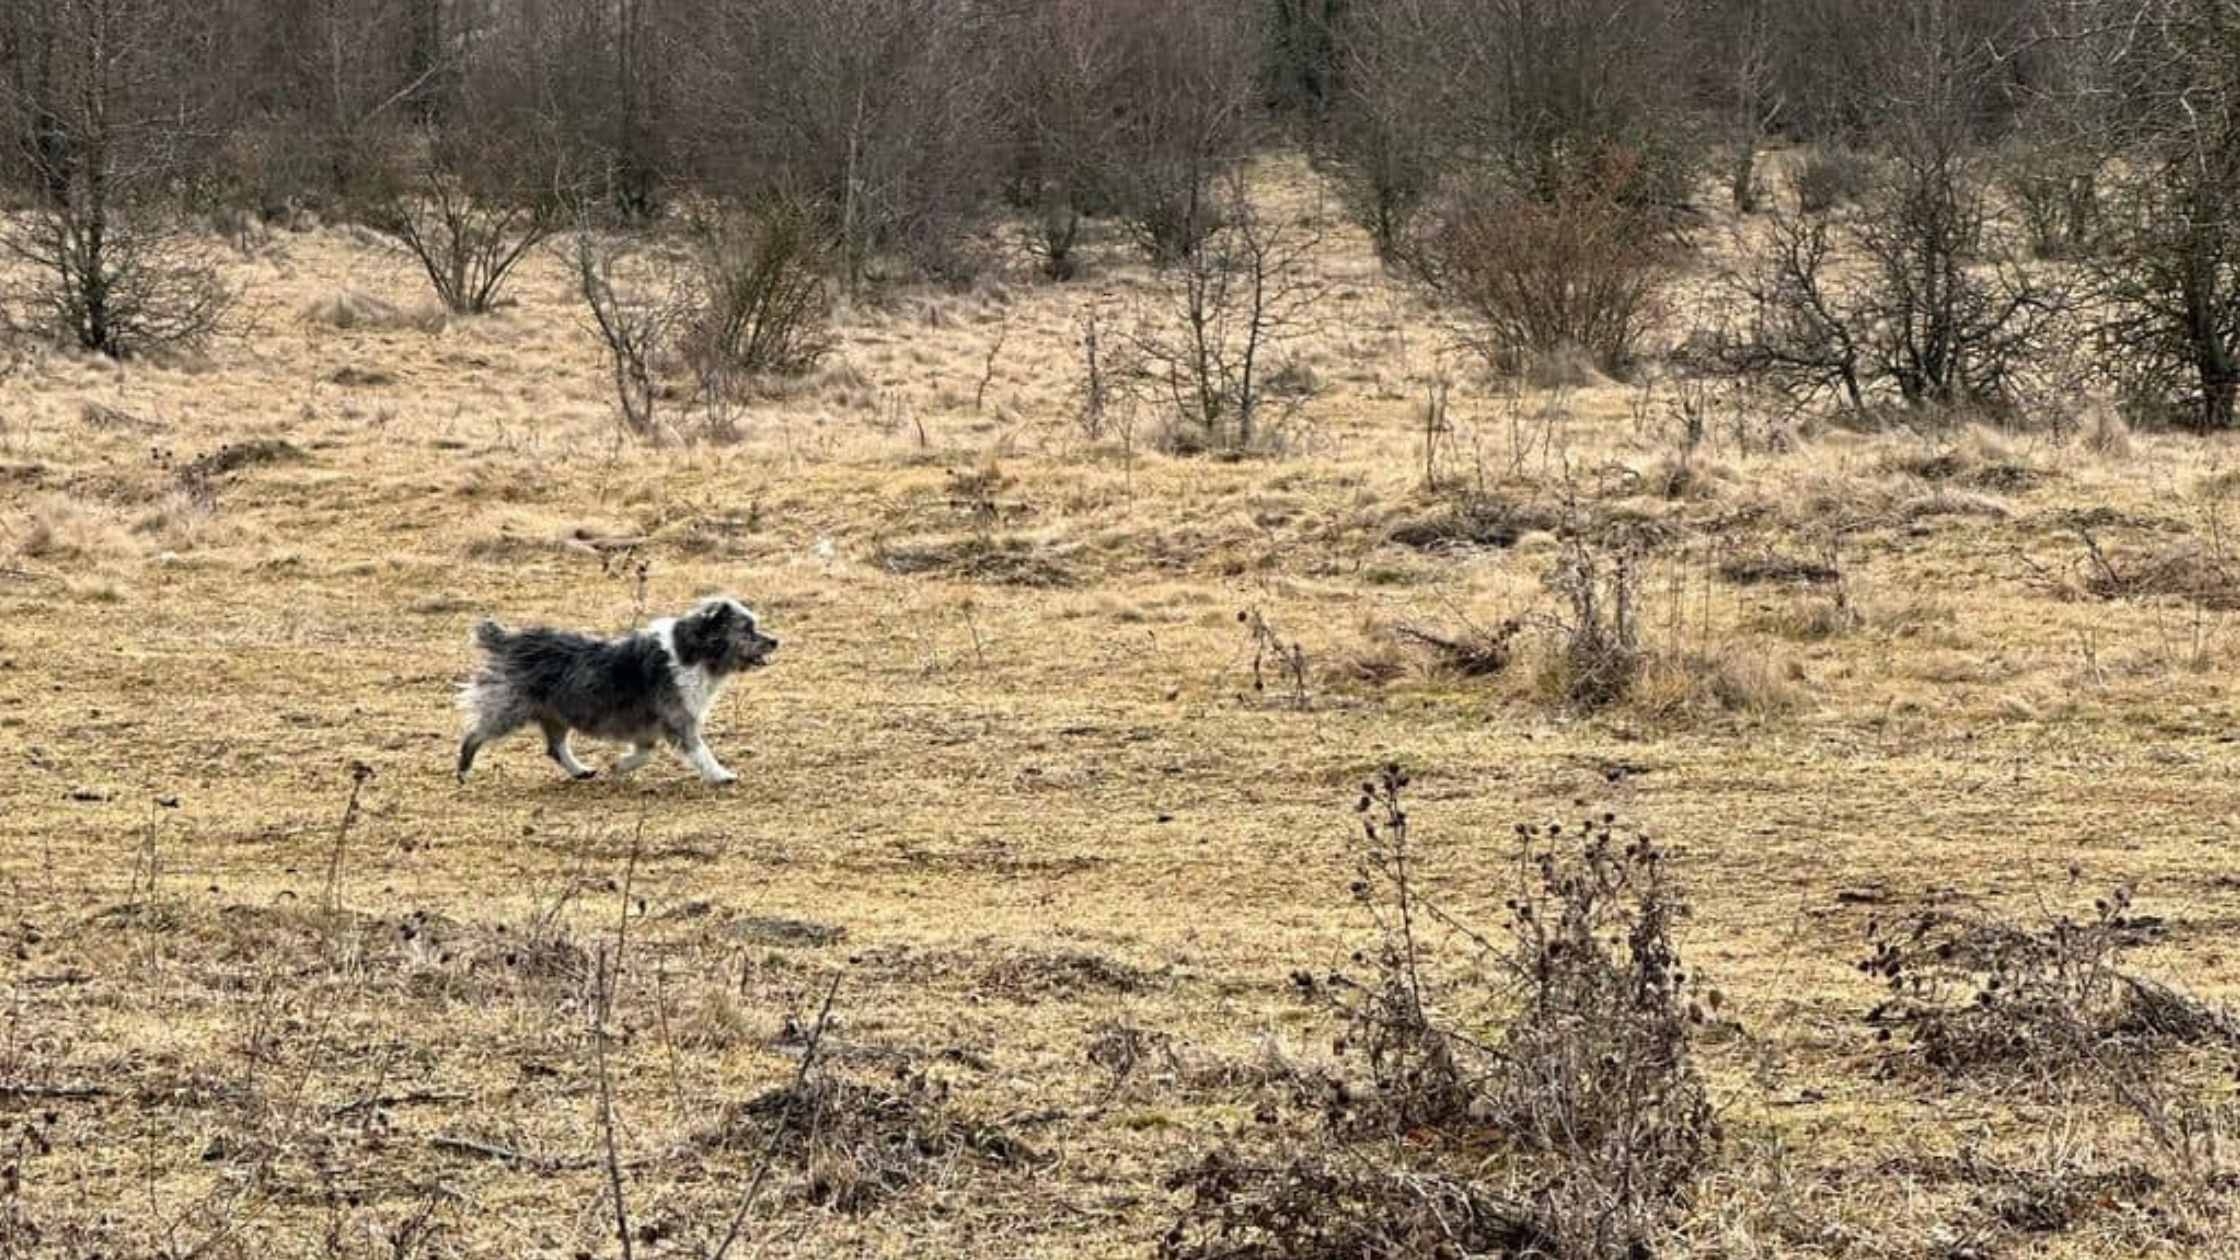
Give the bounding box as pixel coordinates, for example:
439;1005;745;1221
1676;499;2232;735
1238;608;1309;710
319;762;375;918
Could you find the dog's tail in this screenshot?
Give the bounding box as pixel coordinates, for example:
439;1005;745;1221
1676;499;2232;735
458;620;513;719
471;619;510;654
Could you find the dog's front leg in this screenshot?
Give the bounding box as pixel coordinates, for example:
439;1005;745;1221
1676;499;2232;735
676;732;738;785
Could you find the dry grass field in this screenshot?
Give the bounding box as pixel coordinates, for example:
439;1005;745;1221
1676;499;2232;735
4;158;2240;1257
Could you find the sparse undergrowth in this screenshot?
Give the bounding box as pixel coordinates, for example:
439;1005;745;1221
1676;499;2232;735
1165;768;1723;1260
1862;886;2240;1090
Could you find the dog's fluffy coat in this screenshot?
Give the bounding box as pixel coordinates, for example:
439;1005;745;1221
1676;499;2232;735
456;597;778;783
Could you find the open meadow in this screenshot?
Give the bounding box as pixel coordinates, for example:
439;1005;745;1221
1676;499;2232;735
5;154;2240;1258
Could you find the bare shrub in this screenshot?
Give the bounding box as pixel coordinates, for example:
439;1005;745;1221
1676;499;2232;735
1720;7;2074;422
1788;146;1873;214
1132;176;1327;454
1999;141;2105;261
1540;536;1645;710
681;201;836;388
1712;0;1785;214
575;231;684;440
3;212;234;357
1716;148;2069;420
1442;0;1705;210
1167;768;1720;1259
1862;885;2240;1090
371;129;567;315
665;0;999;287
1411;157;1673;378
2081;3;2240;430
1708;210;1867;415
995;0;1132;281
1319;0;1443;264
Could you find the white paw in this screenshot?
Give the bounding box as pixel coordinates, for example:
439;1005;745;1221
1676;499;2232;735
707;769;739;786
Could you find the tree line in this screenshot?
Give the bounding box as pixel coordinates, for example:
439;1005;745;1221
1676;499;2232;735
0;0;2232;434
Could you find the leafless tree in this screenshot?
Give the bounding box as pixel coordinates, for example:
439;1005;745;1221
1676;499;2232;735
576;228;683;441
1710;0;1785;213
1712;3;2069;418
374;131;567;316
1319;0;1445;263
996;0;1131;280
0;0;233;357
1102;0;1261;264
2072;0;2240;429
1453;0;1706;209
666;0;1000;288
1132;172;1327;453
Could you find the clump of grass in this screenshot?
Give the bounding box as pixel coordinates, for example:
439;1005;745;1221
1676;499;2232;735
704;1067;1041;1213
13;493;135;562
1388;492;1560;552
300;288;447;334
1396;617;1521;677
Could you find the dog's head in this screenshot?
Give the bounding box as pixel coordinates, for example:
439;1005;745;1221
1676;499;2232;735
671;597;780;675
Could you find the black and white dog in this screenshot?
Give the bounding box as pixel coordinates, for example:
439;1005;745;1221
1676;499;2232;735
456;597;779;784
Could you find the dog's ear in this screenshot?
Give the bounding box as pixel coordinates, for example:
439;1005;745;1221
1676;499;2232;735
672;602;728;666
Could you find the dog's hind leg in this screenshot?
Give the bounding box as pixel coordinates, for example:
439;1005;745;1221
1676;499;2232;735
457;683;528;783
458;712;526;782
456;734;486;782
542;721;596;780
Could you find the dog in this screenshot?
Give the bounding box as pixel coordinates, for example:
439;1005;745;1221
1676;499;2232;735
455;596;779;784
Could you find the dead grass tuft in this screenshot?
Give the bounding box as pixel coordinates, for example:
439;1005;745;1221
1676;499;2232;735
180;438;306;482
300;288;448;333
12;493;136;562
1719;549;1841;587
704;1070;1042;1213
1388;493;1560;553
876;534;1078;587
